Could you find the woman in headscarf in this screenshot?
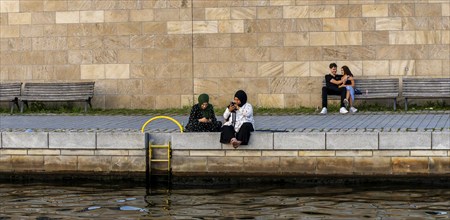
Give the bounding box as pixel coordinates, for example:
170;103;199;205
220;90;255;148
185;93;222;132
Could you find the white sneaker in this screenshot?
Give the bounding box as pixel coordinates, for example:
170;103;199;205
343;99;349;108
339;107;348;114
320;107;327;114
350;107;358;113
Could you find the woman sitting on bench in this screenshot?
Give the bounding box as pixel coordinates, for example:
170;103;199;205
338;65;358;113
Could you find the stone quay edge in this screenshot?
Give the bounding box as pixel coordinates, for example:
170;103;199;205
0;131;448;177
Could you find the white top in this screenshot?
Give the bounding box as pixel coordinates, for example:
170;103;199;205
223;103;255;132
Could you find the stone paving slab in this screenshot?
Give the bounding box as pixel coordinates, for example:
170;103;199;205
0;112;449;132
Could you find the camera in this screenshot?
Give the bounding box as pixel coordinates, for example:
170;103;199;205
228;101;236;111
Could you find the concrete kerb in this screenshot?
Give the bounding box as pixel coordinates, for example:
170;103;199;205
49;132;95;149
432;131;450;150
379;132;431;150
171;132;274;150
0;131;446;151
326;132;378;150
2;132;48;148
274;132;325;150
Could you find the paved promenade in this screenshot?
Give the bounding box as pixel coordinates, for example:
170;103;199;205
0;111;449;132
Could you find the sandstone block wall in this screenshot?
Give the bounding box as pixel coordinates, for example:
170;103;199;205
0;131;448;176
0;132;147;173
171;131;449;175
1;1;449;109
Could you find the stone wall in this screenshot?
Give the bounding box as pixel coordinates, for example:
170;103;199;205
0;131;448;176
170;132;449;175
1;1;449;109
0;132;147;172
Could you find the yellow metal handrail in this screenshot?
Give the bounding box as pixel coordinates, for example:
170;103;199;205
141;116;183;133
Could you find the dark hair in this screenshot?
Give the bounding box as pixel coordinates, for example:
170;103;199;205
329;63;337;69
341;65;353;77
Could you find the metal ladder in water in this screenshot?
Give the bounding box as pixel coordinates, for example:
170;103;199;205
145;133;172;186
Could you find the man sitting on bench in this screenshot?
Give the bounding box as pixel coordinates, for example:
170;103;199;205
320;63;348;114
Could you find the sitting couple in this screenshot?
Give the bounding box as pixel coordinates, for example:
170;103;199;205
185;90;254;149
320;63;358;114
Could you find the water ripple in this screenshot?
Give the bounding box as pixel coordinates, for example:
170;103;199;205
0;183;448;219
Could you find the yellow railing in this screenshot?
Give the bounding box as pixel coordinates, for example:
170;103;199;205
140;115;183;133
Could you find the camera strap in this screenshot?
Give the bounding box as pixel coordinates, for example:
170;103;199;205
231;112;236;127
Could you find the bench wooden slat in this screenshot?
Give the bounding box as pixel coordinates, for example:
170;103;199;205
402;78;450;110
403;93;450;97
23;93;94;96
20;82;95;112
404;89;450;93
20;96;92;101
0;82;22;113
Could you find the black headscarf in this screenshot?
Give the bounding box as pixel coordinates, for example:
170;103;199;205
234;90;247;107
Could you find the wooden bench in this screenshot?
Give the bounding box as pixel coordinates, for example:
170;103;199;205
324;78;399;110
402;78;450;111
20;82;95;113
0;82;22;114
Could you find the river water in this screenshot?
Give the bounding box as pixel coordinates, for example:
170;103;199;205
0;182;449;219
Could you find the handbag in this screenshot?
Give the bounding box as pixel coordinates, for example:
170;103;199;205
354;88;362;95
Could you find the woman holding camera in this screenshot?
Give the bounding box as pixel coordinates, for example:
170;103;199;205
185;93;222;132
220;90;255;148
